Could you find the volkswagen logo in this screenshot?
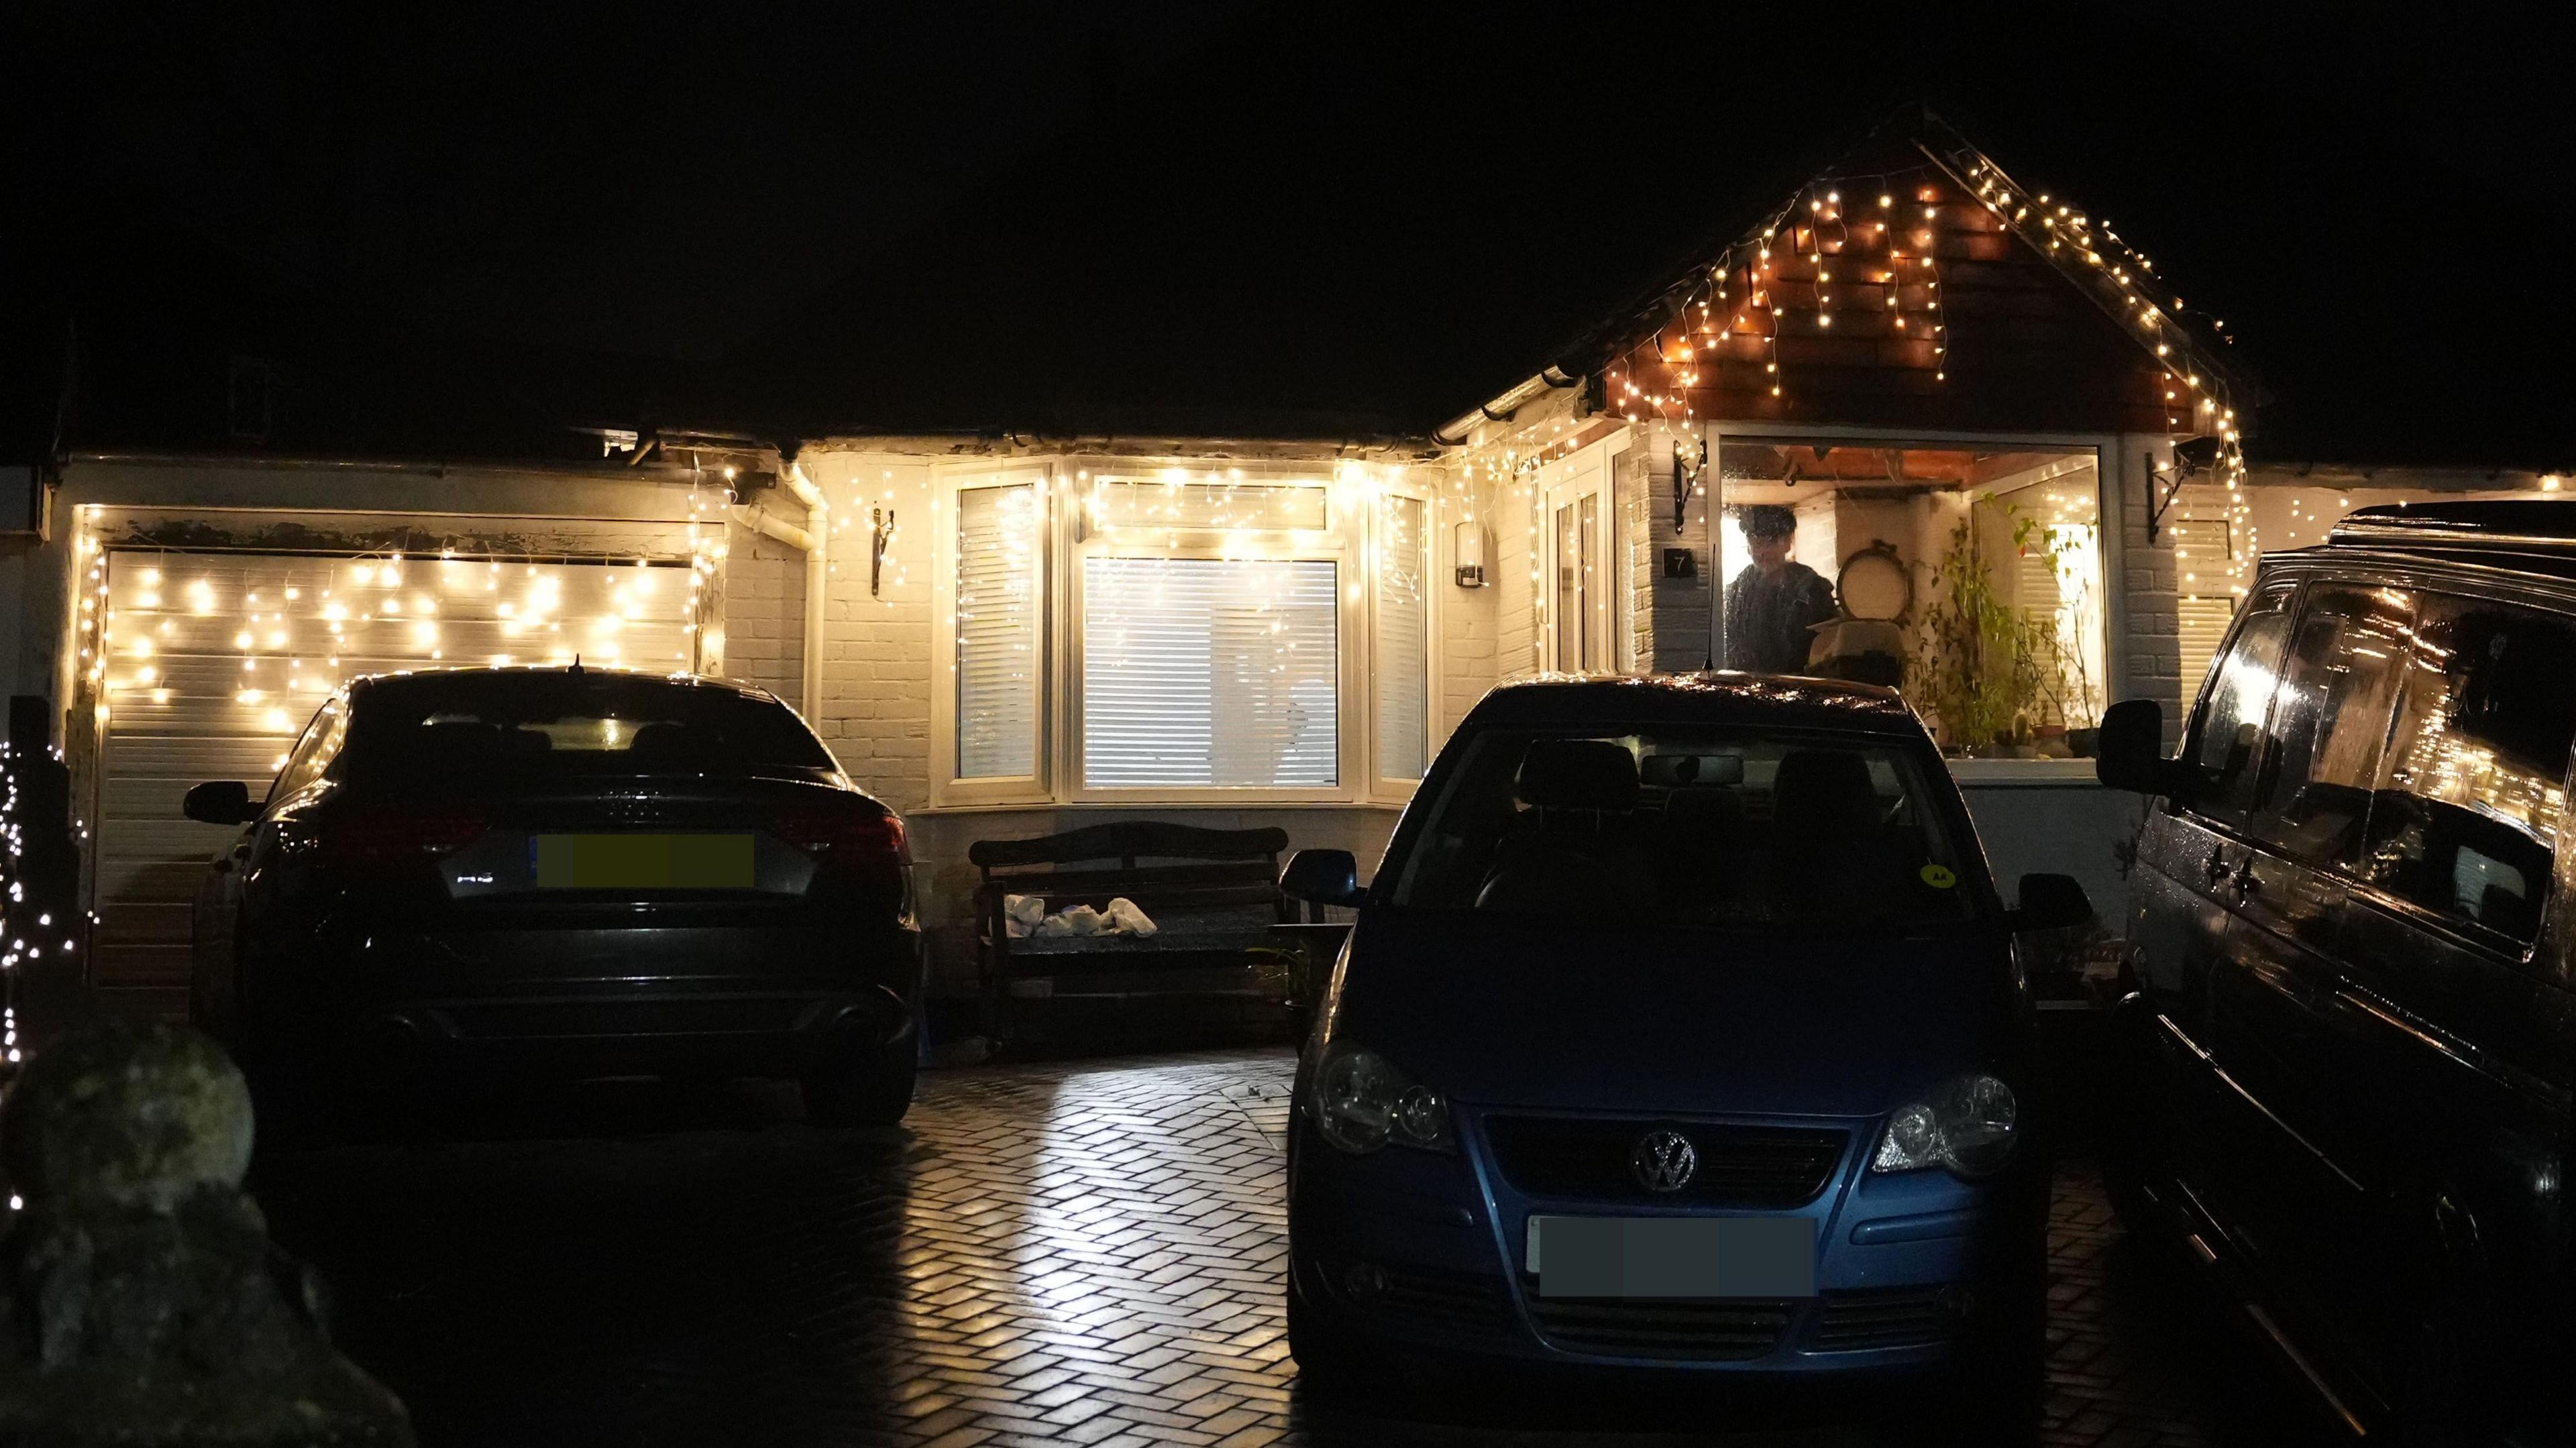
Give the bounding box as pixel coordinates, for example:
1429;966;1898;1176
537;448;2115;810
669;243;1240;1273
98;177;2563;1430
1630;1129;1698;1193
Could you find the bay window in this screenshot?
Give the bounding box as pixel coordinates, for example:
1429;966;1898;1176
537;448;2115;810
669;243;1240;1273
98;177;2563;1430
930;462;1436;807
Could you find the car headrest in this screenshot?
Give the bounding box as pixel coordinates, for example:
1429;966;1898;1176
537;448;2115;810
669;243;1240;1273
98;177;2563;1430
1639;752;1746;787
1662;787;1743;828
1516;738;1640;812
415;720;503;762
628;722;696;761
1772;748;1879;832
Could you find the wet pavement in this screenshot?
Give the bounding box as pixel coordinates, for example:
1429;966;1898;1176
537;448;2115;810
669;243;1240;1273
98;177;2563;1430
255;1046;2342;1447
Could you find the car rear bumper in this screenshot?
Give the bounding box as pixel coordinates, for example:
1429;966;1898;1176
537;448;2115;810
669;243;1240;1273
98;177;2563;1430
237;922;919;1085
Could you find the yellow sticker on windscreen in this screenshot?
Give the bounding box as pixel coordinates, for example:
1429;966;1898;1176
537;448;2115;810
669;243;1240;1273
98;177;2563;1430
1919;863;1957;889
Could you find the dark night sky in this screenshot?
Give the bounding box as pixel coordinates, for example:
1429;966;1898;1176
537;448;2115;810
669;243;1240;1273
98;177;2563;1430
21;3;2576;467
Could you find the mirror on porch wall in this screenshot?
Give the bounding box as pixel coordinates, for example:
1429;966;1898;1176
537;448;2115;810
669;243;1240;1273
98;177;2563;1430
1714;441;2105;760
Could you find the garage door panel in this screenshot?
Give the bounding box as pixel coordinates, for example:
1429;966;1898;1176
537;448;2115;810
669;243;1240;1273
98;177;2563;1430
103;735;295;781
93;549;705;1009
95;854;219;908
99;902;195;946
104;775;292;828
97;985;191;1020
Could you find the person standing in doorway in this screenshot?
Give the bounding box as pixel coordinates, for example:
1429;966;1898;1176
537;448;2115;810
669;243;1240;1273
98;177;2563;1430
1723;505;1838;674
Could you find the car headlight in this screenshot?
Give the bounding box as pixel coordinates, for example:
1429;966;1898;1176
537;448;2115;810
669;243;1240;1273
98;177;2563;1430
1871;1072;2019;1177
1309;1040;1454;1155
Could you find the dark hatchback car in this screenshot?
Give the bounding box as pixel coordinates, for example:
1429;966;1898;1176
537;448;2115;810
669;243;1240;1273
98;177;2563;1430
1278;675;2089;1429
2095;498;2576;1444
183;667;921;1127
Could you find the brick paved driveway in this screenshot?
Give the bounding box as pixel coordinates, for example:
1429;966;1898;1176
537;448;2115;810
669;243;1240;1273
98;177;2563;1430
256;1048;2339;1448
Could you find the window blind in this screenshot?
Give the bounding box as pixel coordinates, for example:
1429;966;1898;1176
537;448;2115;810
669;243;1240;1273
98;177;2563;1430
1375;496;1429;781
1082;556;1338;787
956;484;1042;779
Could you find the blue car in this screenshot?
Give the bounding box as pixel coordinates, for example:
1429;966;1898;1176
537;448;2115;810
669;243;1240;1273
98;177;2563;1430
1278;675;2086;1429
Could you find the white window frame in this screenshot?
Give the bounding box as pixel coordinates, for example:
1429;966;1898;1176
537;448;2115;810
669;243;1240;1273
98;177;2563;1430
1366;473;1439;803
1063;465;1361;805
1538;433;1624;673
930;463;1053;808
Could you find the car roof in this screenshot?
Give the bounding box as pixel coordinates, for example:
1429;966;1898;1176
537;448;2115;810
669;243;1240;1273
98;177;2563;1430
343;667;783;705
2311;495;2576;587
1462;672;1927;736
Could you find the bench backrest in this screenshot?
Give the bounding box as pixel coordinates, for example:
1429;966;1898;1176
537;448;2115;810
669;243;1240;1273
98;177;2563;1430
969;822;1291;920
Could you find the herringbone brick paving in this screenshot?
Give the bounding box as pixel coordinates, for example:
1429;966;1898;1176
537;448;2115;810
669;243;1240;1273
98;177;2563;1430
257;1047;2334;1447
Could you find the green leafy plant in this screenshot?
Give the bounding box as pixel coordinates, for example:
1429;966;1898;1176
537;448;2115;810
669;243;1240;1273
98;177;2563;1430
1911;502;2057;752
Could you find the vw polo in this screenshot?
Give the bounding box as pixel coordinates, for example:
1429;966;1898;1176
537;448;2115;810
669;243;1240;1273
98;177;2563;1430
1280;675;2084;1431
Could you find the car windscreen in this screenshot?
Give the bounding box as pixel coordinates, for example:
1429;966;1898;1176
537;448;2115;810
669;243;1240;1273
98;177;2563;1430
337;674;837;781
1384;726;1978;930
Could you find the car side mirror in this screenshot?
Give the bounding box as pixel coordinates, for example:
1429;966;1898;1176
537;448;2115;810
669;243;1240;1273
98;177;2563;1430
2010;872;2092;932
1279;848;1364;908
2094;698;2184;795
182;779;257;826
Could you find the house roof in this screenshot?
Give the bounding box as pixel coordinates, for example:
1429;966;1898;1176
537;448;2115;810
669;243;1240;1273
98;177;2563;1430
1463;106;2259;446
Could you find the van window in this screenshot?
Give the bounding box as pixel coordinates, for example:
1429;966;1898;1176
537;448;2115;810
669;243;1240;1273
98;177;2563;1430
2360;596;2576;948
2247;586;2412;869
2181;589;2294;832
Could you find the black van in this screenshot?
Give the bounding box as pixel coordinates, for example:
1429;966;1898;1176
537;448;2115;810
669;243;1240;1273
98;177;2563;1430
2093;498;2576;1445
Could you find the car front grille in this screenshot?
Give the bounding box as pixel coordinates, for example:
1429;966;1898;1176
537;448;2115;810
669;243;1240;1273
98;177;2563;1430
1811;1286;1957;1351
1523;1296;1798;1360
1481;1116;1847;1207
1328;1261;1515;1338
1373;1264;1515;1335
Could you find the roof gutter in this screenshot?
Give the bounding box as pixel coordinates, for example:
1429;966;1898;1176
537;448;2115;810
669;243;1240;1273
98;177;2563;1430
1432;364;1586;447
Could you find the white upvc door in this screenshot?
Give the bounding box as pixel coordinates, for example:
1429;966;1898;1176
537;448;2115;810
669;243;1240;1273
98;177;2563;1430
1538;441;1618;673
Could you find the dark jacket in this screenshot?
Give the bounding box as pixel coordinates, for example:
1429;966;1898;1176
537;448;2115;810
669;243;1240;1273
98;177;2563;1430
1724;561;1838;673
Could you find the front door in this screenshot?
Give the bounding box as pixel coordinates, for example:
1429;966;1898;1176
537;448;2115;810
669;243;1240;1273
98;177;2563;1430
1541;449;1614;673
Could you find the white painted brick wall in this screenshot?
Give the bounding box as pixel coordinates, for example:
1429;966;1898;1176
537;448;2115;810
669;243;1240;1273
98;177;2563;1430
2110;439;2188;744
721;518;806;708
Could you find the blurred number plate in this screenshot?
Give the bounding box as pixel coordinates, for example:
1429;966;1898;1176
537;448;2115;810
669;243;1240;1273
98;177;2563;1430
532;834;753;889
1525;1215;1815;1299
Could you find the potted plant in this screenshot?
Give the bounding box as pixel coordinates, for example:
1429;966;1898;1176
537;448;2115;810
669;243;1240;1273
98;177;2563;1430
1911;503;2047;755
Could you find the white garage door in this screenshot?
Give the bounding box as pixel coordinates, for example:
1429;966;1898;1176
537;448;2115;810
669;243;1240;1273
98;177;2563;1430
93;550;699;1017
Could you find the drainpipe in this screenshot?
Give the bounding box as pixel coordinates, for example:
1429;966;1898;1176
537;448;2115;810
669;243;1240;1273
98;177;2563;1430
727;463;829;725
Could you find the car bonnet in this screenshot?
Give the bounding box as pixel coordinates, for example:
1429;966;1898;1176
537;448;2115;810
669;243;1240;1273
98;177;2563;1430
1325;907;2016;1119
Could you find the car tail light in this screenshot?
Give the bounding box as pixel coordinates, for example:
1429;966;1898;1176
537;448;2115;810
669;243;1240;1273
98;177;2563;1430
769;805;908;899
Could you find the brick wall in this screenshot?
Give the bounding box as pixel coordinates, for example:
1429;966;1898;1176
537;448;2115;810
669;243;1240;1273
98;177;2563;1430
1617;442;1656;669
1651;435;1715;673
721;517;808;710
804;458;936;815
2109;439;2186;743
1438;507;1499;742
1493;471;1539;680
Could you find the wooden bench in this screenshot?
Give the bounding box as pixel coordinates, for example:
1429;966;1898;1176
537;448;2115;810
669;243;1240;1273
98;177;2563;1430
968;821;1295;1046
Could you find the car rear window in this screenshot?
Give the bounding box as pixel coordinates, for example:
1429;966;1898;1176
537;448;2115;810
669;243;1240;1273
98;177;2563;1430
339;673;837;780
1384;726;1978;930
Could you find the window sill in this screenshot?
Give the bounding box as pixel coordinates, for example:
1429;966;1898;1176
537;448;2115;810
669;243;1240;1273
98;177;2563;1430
910;797;1411;816
1943;757;2103;786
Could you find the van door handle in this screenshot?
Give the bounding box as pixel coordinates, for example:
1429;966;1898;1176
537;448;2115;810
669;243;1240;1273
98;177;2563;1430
2231;861;2259;897
2204;847;2230;887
